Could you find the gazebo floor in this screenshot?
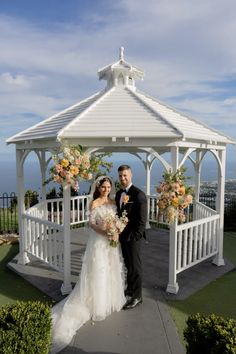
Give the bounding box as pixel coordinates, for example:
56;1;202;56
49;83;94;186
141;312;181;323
8;227;235;302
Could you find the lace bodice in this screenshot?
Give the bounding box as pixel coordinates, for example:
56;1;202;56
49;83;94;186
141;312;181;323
89;204;117;225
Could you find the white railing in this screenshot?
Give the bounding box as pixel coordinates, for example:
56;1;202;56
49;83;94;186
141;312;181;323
22;213;64;271
23;195;91;270
147;195;159;223
167;200;220;293
46;195;91;225
27;195;91;225
175;213;220;273
194;200;217;219
26;201;45;219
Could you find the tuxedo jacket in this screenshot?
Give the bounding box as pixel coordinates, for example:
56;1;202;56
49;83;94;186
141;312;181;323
115;185;147;242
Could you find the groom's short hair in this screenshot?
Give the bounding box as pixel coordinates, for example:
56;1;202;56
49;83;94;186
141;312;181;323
118;164;131;172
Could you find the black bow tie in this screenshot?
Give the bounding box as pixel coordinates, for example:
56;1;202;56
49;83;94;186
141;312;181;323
122;189;127;193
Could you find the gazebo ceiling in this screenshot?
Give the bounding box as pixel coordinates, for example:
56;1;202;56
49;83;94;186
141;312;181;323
7;48;235;148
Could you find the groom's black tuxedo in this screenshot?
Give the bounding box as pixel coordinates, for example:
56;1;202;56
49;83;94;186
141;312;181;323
116;185;147;299
116;185;147;242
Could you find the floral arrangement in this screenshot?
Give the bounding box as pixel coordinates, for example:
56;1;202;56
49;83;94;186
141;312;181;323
156;167;193;224
103;210;128;247
46;145;112;191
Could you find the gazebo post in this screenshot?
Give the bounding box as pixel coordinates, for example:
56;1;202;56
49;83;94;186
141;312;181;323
40;150;47;201
166;146;179;294
213;149;226;266
193;150;201;220
16;148;30;265
145;154;151;229
61;184;72;294
39;150;47;219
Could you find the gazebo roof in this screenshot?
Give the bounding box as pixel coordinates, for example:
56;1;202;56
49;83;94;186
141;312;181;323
7;48;235;147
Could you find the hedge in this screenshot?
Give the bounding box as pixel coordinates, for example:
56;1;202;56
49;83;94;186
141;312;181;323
184;313;236;354
0;301;51;354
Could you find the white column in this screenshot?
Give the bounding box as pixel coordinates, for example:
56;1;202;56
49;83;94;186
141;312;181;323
213;149;225;266
16;148;30;265
40;150;47;202
193;150;201;220
145;155;151;229
166;219;179;294
61;184;72;294
39;150;47;219
166;146;179;294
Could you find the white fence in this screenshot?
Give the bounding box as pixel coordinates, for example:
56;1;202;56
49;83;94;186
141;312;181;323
175;212;219;273
22;213;64;271
23;195;91;270
167;201;220;293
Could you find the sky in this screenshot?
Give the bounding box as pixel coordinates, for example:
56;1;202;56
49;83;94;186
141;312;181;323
1;0;236;173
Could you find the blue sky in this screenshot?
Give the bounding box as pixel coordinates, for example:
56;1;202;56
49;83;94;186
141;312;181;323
1;0;236;169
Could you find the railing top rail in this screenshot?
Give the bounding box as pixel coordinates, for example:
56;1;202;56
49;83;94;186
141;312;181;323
45;194;91;204
176;213;220;231
22;213;63;230
195;200;217;214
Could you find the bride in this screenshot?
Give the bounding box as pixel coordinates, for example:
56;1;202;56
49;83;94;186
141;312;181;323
50;176;126;353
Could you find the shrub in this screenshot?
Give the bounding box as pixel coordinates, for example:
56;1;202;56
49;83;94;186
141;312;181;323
184;313;236;354
0;301;51;354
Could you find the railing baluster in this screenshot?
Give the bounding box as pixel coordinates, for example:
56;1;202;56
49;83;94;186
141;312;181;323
188;226;193;264
193;225;198;262
177;230;182;271
183;229;188;268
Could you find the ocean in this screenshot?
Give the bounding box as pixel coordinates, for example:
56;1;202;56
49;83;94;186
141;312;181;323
0;155;235;196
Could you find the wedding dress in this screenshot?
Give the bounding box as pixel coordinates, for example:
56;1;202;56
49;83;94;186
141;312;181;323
50;204;126;354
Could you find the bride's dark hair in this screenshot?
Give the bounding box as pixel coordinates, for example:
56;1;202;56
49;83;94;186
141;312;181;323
93;177;112;200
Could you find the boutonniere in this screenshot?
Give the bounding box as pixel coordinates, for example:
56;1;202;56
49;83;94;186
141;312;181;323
123;195;130;205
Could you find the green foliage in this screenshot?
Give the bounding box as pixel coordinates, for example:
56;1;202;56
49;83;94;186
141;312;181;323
24;190;39;209
90;151;113;175
184;313;236;354
0;300;52;354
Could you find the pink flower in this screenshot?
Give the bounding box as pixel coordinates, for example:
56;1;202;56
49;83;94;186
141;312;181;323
55;164;62;172
185;194;193;204
171;182;180;192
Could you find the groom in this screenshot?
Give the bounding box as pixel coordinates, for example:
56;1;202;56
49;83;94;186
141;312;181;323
116;165;147;310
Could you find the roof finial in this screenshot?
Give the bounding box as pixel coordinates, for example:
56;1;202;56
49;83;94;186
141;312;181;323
119;47;124;61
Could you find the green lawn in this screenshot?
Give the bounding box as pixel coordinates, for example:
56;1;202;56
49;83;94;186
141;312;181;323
0;244;53;306
0;208;18;233
167;232;236;342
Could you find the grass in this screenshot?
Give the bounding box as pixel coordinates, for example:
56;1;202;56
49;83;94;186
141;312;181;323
0;208;18;234
0;243;53;306
167;231;236;342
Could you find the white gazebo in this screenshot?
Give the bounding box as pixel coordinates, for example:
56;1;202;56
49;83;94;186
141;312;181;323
7;48;235;294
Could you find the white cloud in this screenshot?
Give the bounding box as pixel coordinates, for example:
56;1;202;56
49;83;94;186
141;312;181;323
1;72;29;87
1;1;236;161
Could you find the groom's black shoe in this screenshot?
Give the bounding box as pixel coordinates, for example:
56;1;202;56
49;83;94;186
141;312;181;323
123;297;143;310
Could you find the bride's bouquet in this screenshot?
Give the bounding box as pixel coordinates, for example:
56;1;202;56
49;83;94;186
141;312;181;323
103;210;128;247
